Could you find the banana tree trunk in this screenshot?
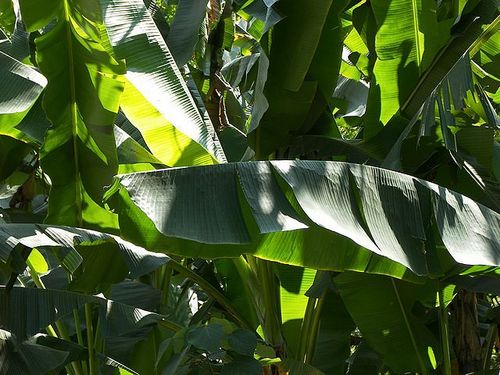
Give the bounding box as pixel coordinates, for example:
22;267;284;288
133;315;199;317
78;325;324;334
451;290;481;374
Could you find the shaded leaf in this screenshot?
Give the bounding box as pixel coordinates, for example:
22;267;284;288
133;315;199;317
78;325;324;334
227;329;257;356
335;272;439;373
108;161;500;279
186;323;224;353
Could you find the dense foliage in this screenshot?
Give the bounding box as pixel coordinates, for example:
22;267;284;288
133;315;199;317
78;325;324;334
0;0;499;374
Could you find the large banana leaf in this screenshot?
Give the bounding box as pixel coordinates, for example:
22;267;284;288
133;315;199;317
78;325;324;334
166;0;209;66
368;0;456;126
0;223;169;279
0;330;69;375
249;0;350;155
0;50;47;141
106;160;500;279
99;0;226;166
0;286;164;339
399;1;499;120
19;0;125;230
312;287;355;375
335;272;440;373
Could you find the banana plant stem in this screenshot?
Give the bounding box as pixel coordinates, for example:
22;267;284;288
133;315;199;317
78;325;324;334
438;286;452;375
254;258;283;349
298;298;316;362
305;295;326;364
26;257;82;375
74;309;88;375
85;303;97;375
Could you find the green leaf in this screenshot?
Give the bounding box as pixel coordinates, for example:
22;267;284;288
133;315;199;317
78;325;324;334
18;0;61;32
0;50;47;142
0;223;170;280
0;135;31;181
227;329;257;356
0;330;69;375
114;126;164;174
249;0;349;155
0;286;164;340
448;275;500;296
108;160;500;279
0;0;16;36
166;0;208;66
271;0;335;92
279;358;325;375
26;249;48;274
346;342;382;375
278;264;316;356
400;2;499;120
214;258;260;329
312;291;355;375
186;323;224;353
99;0;226;166
221;357;262;375
19;0;126;230
334;272;440;373
368;0;454;125
109;280;161;312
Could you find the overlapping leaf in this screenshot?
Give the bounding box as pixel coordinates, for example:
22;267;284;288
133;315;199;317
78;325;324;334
335;272;440;372
107;160;500;279
368;0;454;125
0;286;165;341
0;50;47;142
0;223;169;280
248;0;350;155
166;0;209;66
19;0;125;230
99;0;226;166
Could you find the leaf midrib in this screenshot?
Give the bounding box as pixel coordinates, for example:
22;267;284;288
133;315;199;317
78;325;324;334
411;0;422;74
62;0;82;226
391;278;427;374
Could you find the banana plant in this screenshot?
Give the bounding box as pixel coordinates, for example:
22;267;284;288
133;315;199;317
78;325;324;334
0;0;499;374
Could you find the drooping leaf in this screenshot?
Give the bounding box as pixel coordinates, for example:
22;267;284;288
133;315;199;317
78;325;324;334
0;223;169;280
0;50;47;142
107;160;500;279
0;330;69;375
0;286;164;340
248;0;350;156
99;0;226;166
235;0;283;36
0;1;30;61
400;1;500;120
166;0;209;66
